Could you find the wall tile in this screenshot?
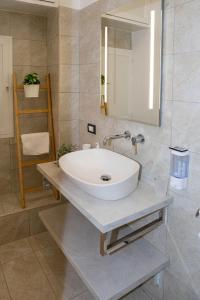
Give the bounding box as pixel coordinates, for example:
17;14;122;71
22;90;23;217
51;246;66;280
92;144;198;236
172;101;200;153
31;40;47;67
30;15;47;41
173;52;200;102
59;65;79;93
59;120;79;145
59;93;79;121
0;11;10;36
10;12;31;40
59;6;79;37
59;35;79;65
163;7;174;55
80;64;100;94
174;0;200;53
13;39;31;66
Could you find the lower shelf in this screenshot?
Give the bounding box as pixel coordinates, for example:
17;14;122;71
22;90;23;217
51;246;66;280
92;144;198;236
39;204;169;300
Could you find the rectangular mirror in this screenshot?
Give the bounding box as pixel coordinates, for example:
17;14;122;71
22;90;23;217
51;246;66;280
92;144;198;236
101;0;163;126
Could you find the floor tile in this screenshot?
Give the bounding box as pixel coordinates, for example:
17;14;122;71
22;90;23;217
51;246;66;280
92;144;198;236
0;238;32;263
2;252;57;300
122;288;152;299
0;265;11;300
72;290;95;300
36;246;87;300
28;231;57;251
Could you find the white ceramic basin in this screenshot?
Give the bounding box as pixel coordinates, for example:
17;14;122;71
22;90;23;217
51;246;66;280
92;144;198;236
59;148;140;201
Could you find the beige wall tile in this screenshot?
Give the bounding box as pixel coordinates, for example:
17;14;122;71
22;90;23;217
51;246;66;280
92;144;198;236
31;40;47;67
10;12;31;40
59;120;79;145
13;39;31;66
30;15;47;41
47;37;59;66
80;64;99;94
59;35;79;65
0;11;10;36
59;6;79;37
59;93;79;121
59;65;79;93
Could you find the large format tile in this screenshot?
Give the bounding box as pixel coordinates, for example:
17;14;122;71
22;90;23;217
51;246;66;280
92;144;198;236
28;231;57;252
172;101;200;153
0;265;11;300
59;35;79;65
59;119;80;145
59;93;79;121
173;52;200;102
0;238;32;264
80;64;100;94
10;12;31;39
13;39;31;66
59;65;79;93
0;212;29;245
2;253;56;300
0;11;10;36
174;0;200;53
36;246;87;300
59;6;79;36
30;15;47;41
31;40;47;67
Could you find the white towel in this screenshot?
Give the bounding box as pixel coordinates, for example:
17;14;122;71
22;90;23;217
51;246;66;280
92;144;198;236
21;132;50;155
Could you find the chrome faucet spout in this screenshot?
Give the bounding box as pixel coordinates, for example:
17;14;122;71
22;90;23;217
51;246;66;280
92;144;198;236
103;131;131;146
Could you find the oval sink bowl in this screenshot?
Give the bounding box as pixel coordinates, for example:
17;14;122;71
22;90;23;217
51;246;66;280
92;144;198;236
59;148;140;201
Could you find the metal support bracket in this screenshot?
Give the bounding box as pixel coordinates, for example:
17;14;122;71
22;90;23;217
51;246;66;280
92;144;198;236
100;208;166;256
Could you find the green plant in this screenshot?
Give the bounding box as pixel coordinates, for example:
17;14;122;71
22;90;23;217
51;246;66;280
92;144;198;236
23;73;40;85
57;144;78;159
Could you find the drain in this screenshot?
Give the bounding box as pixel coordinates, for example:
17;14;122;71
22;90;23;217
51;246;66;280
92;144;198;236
100;174;111;182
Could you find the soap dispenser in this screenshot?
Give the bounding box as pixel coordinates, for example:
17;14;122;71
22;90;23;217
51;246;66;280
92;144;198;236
169;147;189;190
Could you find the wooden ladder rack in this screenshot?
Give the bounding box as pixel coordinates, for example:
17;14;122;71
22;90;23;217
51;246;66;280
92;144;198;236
13;73;58;208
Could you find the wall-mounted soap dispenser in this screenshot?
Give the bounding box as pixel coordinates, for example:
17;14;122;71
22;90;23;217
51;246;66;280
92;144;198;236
169;147;190;190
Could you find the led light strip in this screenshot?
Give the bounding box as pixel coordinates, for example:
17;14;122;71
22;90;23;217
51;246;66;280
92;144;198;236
104;26;108;104
149;10;155;110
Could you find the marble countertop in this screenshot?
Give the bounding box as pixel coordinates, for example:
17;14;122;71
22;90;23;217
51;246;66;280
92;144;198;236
37;162;173;233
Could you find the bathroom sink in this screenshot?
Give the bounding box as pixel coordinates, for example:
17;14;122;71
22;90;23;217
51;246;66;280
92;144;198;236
59;148;140;201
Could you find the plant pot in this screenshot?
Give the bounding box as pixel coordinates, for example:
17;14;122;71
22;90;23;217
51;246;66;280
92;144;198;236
24;84;40;98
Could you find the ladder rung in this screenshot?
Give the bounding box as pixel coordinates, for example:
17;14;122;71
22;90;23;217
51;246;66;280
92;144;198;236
18;108;49;115
24;186;43;193
17;84;48;90
22;159;51;168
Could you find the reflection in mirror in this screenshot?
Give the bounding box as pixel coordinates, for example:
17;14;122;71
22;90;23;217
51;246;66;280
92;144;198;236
101;0;163;126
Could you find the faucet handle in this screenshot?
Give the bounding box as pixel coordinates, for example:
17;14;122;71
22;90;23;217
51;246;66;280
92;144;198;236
133;143;138;155
131;134;145;155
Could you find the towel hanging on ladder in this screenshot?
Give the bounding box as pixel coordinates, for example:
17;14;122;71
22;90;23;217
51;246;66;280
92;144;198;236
21;132;50;155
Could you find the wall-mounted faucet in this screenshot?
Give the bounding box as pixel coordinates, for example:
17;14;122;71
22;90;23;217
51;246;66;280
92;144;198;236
131;134;145;154
103;131;131;146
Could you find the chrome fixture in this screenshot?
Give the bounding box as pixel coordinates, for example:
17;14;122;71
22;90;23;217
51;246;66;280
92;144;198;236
195;208;200;218
103;131;131;146
131;134;145;154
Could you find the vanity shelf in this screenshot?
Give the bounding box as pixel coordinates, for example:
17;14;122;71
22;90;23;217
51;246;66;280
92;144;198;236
39;203;169;300
37;162;172;233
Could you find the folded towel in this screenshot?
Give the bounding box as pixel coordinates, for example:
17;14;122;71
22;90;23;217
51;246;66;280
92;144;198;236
21;132;50;155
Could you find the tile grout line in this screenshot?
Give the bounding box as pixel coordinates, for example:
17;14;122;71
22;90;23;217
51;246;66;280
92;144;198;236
27;237;59;300
0;262;14;300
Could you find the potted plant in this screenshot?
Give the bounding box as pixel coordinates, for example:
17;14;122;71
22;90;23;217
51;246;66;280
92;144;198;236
23;73;40;98
57;143;78;165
